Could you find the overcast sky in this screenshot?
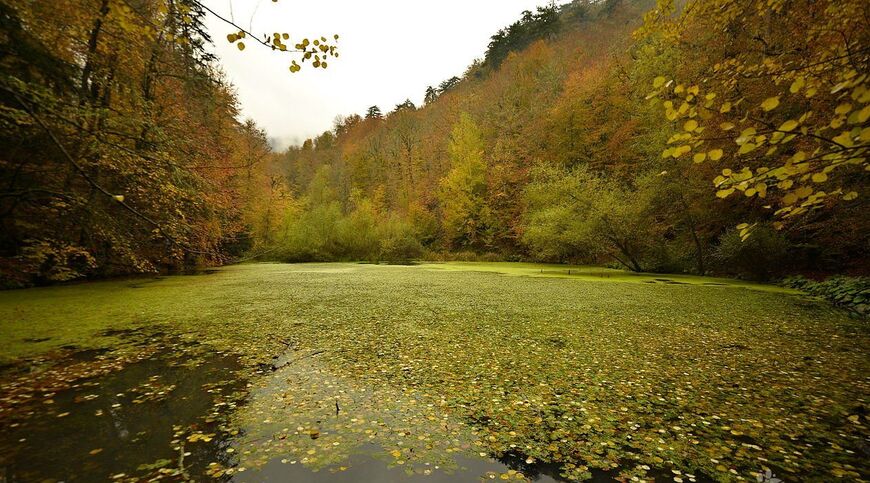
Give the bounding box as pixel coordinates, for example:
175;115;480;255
202;0;564;150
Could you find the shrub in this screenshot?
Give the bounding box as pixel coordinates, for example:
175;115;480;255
378;219;423;264
712;225;791;280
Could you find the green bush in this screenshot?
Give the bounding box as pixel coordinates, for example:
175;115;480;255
378;217;424;264
379;234;423;264
712;225;791;281
781;276;869;317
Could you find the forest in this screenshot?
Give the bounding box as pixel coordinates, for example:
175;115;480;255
3;0;867;287
0;0;868;482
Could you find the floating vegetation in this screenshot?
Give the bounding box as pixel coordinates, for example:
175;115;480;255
0;263;868;481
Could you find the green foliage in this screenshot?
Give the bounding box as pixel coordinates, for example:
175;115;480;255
713;225;791;280
365;105;382;119
439;113;494;250
18;240;97;283
523;166;657;271
781;275;870;317
261;173;424;263
378;217;424;263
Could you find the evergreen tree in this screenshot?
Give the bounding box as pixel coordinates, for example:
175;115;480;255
365;105;382;119
392;99;416;113
424;86;438;104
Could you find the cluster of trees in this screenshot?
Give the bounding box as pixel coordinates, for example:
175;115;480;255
3;0;865;284
0;0;283;286
256;0;867;279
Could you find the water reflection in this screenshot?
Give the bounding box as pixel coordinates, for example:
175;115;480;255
0;340;245;482
234;446;562;482
1;339;575;482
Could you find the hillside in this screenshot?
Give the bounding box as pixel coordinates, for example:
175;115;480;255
249;0;868;280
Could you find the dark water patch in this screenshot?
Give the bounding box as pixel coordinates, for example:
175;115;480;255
177;267;221;276
654;278;688;285
126;277;165;289
497;452;573;481
21;337;51;343
0;340;247;482
67;347;113;362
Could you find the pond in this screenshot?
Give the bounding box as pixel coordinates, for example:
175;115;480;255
1;263;867;482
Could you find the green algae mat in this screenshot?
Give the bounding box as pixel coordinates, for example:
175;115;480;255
0;263;867;482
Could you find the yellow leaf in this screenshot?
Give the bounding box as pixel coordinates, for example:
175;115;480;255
811;172;828;183
720;122;735;131
716;188;734;198
720;102;732;114
835;103;853;115
737;143;757;154
789;77;805;93
684;120;698;131
795;186;813;198
237;42;246;51
779;120;798;132
693;153;706;163
761;97;780;111
672;145;692;158
708;149;724;161
843;191;858;201
652;76;666;88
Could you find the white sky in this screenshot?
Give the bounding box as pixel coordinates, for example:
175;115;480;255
203;0;564;150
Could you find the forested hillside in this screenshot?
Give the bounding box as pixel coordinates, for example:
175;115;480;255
253;0;868;279
2;0;867;286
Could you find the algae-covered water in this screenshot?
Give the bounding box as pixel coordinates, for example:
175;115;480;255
0;263;867;481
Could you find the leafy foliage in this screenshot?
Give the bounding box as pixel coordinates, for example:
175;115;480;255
0;0;281;284
712;225;791;280
781;275;870;317
643;0;869;225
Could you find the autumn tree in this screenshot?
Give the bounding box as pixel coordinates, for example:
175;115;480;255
643;0;869;239
0;0;290;284
438;113;493;249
